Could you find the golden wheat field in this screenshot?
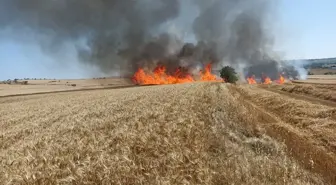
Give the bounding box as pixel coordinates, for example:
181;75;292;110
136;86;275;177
1;81;336;184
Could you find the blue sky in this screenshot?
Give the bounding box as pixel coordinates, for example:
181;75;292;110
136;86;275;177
277;0;336;59
0;0;335;79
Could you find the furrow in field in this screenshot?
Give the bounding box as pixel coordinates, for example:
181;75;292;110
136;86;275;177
228;85;336;184
259;85;336;108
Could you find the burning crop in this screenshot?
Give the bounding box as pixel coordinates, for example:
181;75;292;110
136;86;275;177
247;76;257;84
132;63;223;85
278;75;285;84
200;64;221;82
247;75;286;85
263;77;272;84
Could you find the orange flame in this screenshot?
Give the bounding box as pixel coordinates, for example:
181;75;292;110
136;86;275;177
247;76;257;84
200;63;223;82
245;74;286;85
132;63;222;85
263;77;272;84
278;75;285;84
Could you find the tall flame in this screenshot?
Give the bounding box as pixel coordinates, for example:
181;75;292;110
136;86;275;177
132;63;222;85
200;63;223;82
246;74;286;85
247;76;257;84
263;77;272;84
278;75;285;84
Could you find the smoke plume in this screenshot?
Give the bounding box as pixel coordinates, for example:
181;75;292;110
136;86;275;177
0;0;296;79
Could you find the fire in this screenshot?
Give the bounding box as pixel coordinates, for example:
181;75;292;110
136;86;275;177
132;63;222;85
200;63;223;82
247;76;257;84
246;74;286;85
274;75;285;84
263;77;272;84
278;75;285;84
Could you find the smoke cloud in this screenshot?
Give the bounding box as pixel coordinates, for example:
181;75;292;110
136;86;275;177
0;0;297;79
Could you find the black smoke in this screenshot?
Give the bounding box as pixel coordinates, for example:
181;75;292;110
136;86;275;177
0;0;294;79
244;60;300;81
0;0;181;74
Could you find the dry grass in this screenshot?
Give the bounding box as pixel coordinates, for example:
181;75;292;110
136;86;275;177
280;84;336;102
0;83;324;184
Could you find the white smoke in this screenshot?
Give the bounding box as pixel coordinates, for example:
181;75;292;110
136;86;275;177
283;60;308;80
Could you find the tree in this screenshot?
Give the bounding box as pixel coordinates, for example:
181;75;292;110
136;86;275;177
220;66;238;84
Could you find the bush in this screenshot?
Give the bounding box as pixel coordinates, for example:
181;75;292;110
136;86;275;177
324;72;336;75
220;66;238;84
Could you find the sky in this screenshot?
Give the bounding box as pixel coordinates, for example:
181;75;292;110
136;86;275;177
0;0;335;80
277;0;336;60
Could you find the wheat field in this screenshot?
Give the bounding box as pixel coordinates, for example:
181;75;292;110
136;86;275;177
0;82;331;184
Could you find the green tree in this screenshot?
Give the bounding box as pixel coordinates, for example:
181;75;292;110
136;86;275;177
220;66;238;84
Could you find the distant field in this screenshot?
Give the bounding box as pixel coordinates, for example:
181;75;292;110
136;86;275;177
0;78;133;97
292;75;336;85
310;68;336;75
306;75;336;80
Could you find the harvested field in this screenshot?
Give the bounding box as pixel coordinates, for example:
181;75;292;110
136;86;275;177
309;69;336;75
292;80;336;85
231;85;336;183
282;75;336;105
234;85;336;153
306;75;336;80
312;84;336;91
0;78;132;97
292;75;336;85
281;84;336;102
263;83;336;104
0;82;332;184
